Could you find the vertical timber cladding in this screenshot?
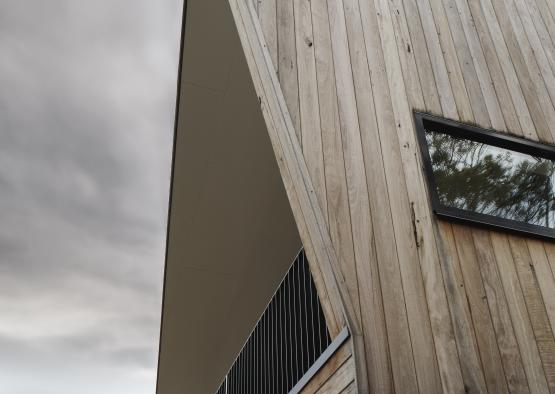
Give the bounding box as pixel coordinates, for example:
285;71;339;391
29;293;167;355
228;0;370;391
231;0;555;392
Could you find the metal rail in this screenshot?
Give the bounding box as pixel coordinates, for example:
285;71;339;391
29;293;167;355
215;249;336;394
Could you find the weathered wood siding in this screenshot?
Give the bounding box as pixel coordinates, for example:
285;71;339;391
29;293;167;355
232;0;555;392
300;340;356;393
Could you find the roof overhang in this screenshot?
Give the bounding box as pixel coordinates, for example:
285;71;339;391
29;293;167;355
156;1;301;392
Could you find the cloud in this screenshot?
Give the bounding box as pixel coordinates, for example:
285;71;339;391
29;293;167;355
0;1;182;393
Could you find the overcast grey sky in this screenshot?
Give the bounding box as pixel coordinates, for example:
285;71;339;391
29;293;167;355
0;1;182;393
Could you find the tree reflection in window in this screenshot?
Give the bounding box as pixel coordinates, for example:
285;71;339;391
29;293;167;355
426;129;555;228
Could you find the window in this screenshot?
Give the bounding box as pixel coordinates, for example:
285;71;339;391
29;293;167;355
415;112;555;240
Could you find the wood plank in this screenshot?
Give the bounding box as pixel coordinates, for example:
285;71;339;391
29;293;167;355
477;0;539;140
452;0;506;130
258;0;278;70
417;4;492;391
359;0;465;391
492;0;555;143
340;380;357;394
541;243;555;289
436;0;491;130
326;0;393;391
484;0;552;143
293;0;328;222
300;341;352;394
367;0;447;392
524;0;555;75
310;0;361;339
451;224;509;392
533;0;555;45
410;0;459;119
509;235;555;390
467;0;522;135
398;0;443;114
247;57;340;338
315;356;355;394
229;2;371;391
472;229;530;393
490;233;549;394
329;0;377;329
350;0;440;392
513;0;555;83
527;241;555;344
277;0;301;143
538;0;555;34
436;221;488;393
230;0;346;336
245;0;348;330
426;0;474;122
440;0;490;127
385;0;427;110
403;3;472;392
258;0;376;384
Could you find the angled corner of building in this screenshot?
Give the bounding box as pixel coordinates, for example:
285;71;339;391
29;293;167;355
158;0;555;393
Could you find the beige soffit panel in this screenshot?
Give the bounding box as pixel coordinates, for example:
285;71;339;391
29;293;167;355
156;0;302;393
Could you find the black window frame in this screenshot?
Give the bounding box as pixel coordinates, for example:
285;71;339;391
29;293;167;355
414;111;555;241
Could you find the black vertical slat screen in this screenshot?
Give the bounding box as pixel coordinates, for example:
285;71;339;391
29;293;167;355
216;249;332;394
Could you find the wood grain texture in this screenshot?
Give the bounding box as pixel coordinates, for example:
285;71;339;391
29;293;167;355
472;229;529;393
315;356;355;394
310;0;360;342
300;341;352;394
277;0;301;143
257;0;277;68
228;0;370;391
235;0;555;391
491;233;549;394
437;221;488;393
509;236;555;391
230;0;344;336
451;224;508;393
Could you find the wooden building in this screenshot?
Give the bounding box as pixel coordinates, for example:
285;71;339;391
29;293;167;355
157;0;555;392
